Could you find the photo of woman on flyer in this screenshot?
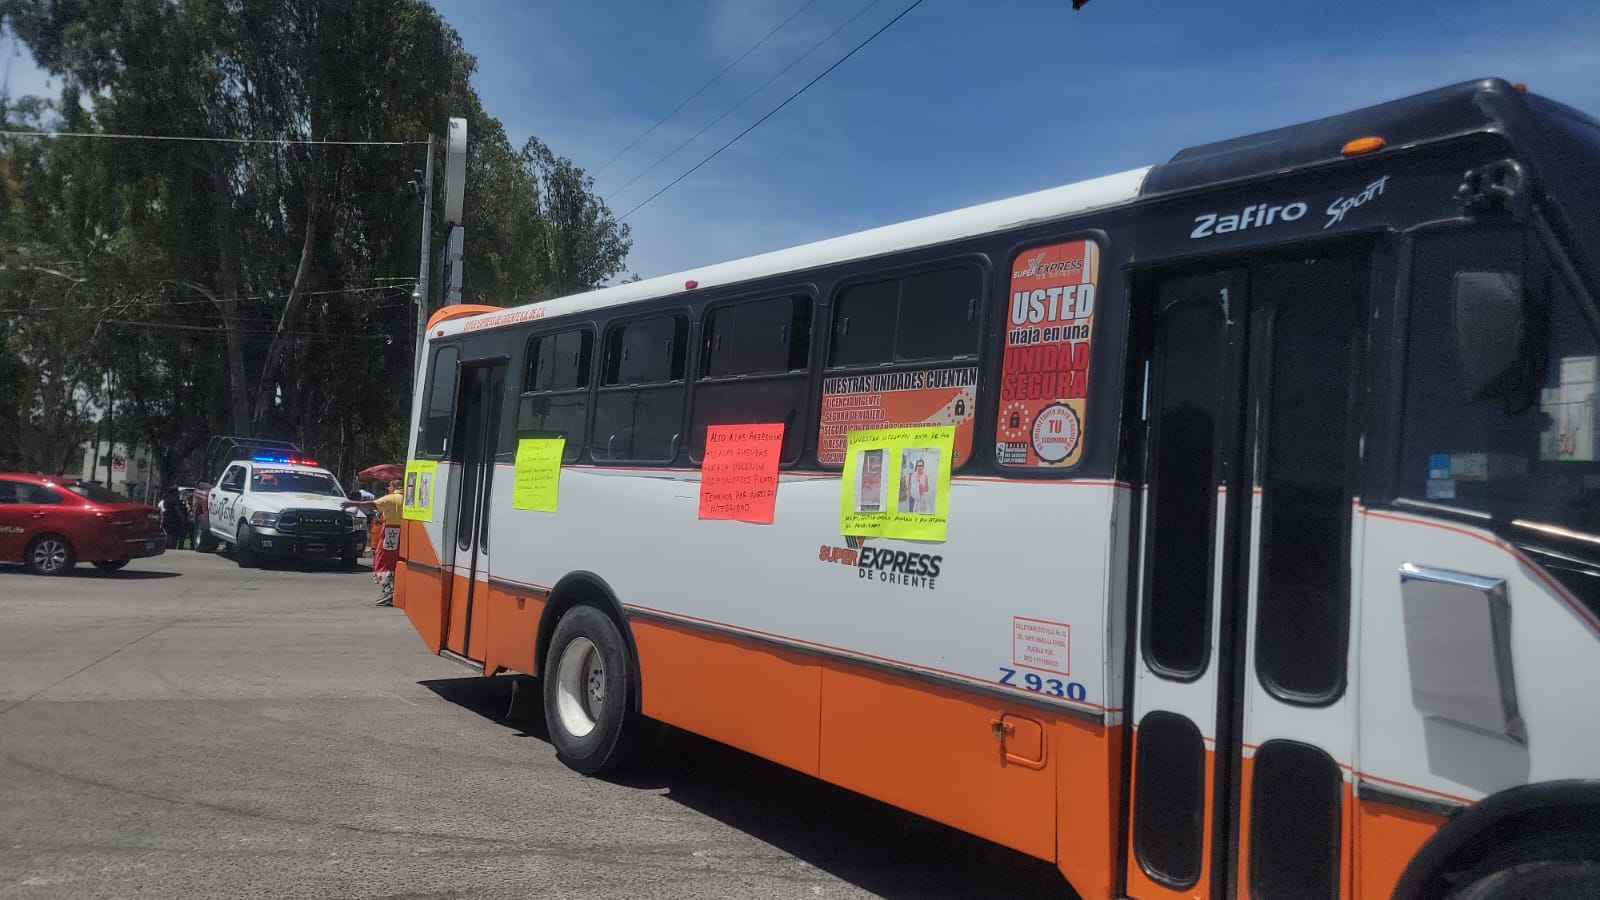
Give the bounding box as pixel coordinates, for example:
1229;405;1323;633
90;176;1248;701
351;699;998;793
899;448;938;514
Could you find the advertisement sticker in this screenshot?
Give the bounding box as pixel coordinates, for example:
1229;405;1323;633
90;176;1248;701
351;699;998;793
839;426;955;541
512;437;565;512
995;239;1099;469
819;366;976;466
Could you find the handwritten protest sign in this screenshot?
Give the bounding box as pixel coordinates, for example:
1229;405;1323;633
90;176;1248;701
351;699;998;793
698;424;784;523
511;437;564;512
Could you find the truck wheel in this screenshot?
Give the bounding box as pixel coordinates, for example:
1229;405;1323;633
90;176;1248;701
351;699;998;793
234;522;257;568
542;605;649;776
194;516;218;552
1452;860;1600;900
25;535;76;575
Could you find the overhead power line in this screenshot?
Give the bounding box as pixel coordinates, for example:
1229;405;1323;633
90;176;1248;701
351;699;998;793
608;0;888;205
17;282;415;314
105;319;408;341
620;0;926;222
594;0;824;177
0;129;426;146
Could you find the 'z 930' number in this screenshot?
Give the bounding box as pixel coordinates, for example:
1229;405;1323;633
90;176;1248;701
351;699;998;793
999;667;1087;702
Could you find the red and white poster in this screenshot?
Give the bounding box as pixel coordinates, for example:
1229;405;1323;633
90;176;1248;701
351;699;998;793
995;240;1099;469
818;366;977;467
698;423;784;524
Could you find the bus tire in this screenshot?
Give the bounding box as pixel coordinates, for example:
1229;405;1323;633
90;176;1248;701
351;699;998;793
542;604;646;776
1450;860;1600;900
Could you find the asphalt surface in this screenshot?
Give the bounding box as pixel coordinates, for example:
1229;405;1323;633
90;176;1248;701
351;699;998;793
0;550;1073;899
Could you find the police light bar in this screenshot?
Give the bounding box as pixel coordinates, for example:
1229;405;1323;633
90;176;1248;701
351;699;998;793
252;454;320;466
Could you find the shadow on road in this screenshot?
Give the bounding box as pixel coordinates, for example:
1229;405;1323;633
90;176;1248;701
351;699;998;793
209;547;372;575
81;567;185;579
0;565;183;579
421;675;1079;900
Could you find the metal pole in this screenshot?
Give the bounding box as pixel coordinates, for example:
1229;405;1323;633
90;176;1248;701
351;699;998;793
414;133;436;376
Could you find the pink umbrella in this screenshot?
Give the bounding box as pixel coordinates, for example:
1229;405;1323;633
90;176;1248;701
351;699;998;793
357;463;404;482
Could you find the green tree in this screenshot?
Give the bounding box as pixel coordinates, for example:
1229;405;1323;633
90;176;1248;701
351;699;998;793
0;0;630;484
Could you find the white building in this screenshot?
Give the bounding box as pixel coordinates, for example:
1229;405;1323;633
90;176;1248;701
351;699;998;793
78;440;156;502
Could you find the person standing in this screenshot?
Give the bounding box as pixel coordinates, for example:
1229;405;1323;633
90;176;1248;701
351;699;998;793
158;487;188;549
342;479;403;607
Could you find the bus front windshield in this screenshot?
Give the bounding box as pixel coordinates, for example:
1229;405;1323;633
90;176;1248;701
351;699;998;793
251;470;344;496
1401;234;1600;600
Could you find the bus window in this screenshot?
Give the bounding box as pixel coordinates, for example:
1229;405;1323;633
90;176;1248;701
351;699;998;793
518;328;593;463
593;314;688;463
829;266;981;367
421;345;460;458
819;265;983;467
690;295;811;464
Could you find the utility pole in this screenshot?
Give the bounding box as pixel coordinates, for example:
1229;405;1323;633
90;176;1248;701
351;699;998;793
413;133;436;376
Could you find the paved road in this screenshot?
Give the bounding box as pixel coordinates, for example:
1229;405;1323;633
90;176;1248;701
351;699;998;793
0;551;1072;899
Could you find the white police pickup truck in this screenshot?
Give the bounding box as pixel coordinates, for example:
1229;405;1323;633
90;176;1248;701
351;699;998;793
197;454;367;568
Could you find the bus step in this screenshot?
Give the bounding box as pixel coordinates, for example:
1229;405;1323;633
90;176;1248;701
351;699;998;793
437;648;482;672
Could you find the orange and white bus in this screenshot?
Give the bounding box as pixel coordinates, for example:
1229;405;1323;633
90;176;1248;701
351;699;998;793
393;78;1600;899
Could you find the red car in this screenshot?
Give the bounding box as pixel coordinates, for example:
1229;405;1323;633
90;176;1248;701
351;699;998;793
0;474;166;575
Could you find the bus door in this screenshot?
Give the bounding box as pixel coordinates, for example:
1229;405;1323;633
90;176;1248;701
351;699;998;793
1126;250;1368;899
443;359;507;662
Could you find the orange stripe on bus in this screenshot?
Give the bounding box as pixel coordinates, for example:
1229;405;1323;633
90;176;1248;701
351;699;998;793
818;659;1059;862
1353;797;1446;899
482;584;543;677
632;618;821;776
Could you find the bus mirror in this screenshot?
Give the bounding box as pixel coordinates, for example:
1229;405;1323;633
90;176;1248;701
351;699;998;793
1453;271;1540;413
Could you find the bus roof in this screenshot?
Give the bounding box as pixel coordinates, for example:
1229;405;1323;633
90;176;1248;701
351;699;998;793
433;165;1150;338
435;77;1569;340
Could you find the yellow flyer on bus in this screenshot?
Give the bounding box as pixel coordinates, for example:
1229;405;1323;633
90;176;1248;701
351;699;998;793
402;459;438;521
839;425;954;541
512;437;564;512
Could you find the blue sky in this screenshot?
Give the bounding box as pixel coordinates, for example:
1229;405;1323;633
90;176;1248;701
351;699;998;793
7;0;1599;282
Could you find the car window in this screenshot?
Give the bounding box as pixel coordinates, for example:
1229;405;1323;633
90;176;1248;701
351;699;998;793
249;469;343;495
0;479;19;504
16;483;62;505
220;466;246;491
63;482;127;503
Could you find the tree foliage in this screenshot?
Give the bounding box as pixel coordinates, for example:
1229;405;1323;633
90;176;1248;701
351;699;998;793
0;0;630;484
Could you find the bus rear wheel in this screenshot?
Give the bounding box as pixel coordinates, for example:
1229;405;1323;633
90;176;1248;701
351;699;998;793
1452;860;1600;900
542;604;646;776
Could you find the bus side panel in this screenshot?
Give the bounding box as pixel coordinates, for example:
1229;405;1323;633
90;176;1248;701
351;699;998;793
399;519;446;653
817;661;1057;862
632;618;822;776
482;586;543;677
1354;799;1444;899
1055;719;1123;900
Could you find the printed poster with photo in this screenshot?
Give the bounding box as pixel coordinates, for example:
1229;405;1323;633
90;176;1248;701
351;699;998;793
995;239;1100;469
402;459;438;521
840;426;955;542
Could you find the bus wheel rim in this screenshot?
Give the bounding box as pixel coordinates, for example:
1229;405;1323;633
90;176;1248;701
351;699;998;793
555;636;604;739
